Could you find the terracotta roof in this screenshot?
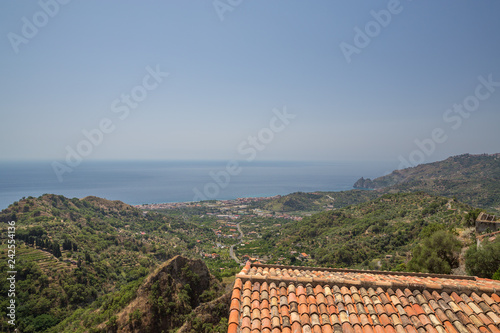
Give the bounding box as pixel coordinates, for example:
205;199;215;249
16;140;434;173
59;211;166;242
228;262;500;333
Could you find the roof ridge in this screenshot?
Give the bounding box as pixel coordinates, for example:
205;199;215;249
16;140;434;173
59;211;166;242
236;262;500;295
250;262;476;281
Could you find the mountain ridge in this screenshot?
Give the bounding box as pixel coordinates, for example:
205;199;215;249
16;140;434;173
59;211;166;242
353;153;500;212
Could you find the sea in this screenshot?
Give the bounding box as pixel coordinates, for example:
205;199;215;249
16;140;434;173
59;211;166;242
0;160;398;210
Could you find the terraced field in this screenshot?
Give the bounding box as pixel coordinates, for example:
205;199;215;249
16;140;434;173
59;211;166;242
0;244;76;274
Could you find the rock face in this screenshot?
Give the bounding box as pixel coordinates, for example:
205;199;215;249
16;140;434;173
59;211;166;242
109;255;220;333
353;177;376;189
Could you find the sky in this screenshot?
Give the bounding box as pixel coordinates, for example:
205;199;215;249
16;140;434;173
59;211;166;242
1;0;499;166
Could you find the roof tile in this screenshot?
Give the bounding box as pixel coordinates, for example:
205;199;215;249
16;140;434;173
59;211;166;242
458;301;474;316
435;326;447;333
349;313;361;326
487;324;500;333
490;293;500;303
427;313;442;327
469;302;484;314
312;325;322;333
486;310;500;324
477;312;493;326
240;326;251;333
400;314;412;327
469;314;484;328
227;262;500;333
452;320;470;333
444;309;459;323
385;325;397;333
409;315;424;329
424;324;439;333
465;324;481;333
455;310;472;325
227;322;238;333
342;322;355;333
291;321;301;333
321;325;333;333
491;303;500;313
311;313;321;327
443;320;459;333
262;317;272;331
353;325;364;333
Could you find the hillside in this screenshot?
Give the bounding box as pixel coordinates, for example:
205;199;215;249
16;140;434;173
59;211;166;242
257;153;500;214
1;153;499;332
0;194;223;333
354;153;500;212
55;255;229;333
239;192;475;272
256;190;379;213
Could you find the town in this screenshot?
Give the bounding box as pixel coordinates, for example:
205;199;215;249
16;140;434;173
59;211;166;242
135;196;309;267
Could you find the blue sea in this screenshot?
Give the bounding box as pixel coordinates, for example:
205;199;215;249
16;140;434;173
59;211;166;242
0;160;397;210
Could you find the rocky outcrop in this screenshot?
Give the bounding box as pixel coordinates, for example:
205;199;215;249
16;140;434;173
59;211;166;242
106;255;223;333
176;291;231;333
353;177;376;189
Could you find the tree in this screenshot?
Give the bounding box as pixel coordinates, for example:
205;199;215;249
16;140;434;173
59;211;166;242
63;239;73;251
32;314;59;331
407;230;461;274
129;309;142;325
465;238;500;278
52;241;62;258
465;208;483;227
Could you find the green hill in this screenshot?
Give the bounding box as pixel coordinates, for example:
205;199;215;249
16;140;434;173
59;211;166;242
257;153;500;214
257;190;379;213
354;153;500;212
0;194;224;333
242;192;475;272
1;153;499;332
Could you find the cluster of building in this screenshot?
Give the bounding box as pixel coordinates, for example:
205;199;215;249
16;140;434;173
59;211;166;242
201;252;220;259
212;221;241;239
135;195;281;211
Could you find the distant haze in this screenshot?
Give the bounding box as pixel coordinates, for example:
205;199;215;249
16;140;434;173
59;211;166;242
1;1;499;165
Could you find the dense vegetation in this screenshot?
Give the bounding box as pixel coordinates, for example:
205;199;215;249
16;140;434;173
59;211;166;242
466;238;500;279
354;153;500;213
407;229;462;274
1;153;499;332
0;194;223;332
250;192;473;271
256;190;379;213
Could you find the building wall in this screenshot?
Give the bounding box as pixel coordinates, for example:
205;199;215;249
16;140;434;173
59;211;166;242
476;220;500;233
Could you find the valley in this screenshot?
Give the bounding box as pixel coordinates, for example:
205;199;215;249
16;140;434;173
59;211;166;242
1;153;500;332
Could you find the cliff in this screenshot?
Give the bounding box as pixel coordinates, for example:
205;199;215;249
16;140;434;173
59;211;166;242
104;255;228;333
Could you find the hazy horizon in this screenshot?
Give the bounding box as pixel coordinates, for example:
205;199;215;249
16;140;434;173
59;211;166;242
1;1;500;166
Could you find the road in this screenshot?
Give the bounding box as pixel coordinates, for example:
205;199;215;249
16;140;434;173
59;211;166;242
229;222;244;263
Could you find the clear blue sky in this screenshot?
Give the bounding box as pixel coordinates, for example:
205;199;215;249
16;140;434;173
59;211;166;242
1;1;499;165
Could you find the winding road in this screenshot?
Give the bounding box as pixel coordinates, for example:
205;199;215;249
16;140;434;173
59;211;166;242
229;222;244;263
